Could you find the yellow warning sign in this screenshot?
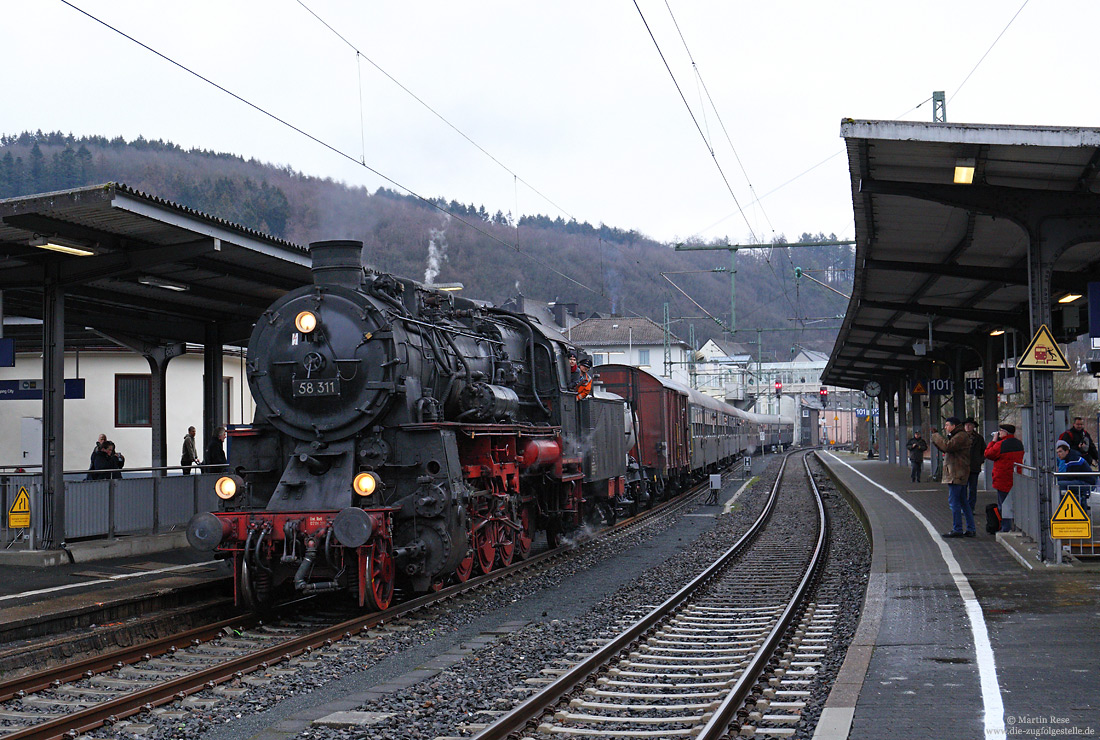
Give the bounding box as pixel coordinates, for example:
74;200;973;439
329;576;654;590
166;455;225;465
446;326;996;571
1051;491;1092;539
1017;325;1071;371
911;381;926;395
7;487;30;529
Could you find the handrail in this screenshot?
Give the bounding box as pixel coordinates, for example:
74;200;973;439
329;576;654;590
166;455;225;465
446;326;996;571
0;465;225;477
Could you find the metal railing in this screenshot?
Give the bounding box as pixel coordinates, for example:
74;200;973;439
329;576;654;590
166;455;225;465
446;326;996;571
1009;464;1098;563
2;466;223;551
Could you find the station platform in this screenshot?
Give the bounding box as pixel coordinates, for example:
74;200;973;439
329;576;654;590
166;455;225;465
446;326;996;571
814;451;1099;740
0;544;231;645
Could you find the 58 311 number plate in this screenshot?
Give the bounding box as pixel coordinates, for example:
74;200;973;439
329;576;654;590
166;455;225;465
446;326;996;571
292;378;341;397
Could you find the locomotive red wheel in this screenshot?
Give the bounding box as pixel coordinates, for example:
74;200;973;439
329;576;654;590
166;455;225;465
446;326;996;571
454;550;474;583
366;542;395;612
514;507;534;560
474;523;496;574
495;520;515;567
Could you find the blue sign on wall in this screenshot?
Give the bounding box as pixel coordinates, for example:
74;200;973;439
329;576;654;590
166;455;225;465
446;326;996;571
0;379;86;400
0;338;13;368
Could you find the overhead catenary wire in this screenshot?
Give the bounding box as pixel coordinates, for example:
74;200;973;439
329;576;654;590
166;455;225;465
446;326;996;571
59;0;611;307
631;0;758;244
662;0;775;239
293;0;577;223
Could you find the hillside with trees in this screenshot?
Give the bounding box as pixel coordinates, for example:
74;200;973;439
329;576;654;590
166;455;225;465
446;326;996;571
0;130;853;358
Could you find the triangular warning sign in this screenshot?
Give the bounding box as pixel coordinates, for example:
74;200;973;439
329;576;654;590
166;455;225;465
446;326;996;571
1051;491;1092;539
911;381;926;395
10;488;30;514
1018;324;1071;371
7;487;30;529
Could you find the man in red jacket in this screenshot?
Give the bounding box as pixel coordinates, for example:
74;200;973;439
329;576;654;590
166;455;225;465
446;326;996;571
985;423;1025;532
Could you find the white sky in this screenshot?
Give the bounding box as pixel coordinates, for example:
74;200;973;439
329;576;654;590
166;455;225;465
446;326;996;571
2;1;1094;244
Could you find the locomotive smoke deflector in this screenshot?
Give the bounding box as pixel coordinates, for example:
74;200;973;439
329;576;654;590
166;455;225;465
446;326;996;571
310;239;365;289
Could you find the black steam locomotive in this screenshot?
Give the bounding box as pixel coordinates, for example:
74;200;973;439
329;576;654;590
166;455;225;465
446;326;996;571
187;240;630;610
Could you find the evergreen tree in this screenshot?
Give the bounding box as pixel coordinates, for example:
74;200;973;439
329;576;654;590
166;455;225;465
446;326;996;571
29;142;45;190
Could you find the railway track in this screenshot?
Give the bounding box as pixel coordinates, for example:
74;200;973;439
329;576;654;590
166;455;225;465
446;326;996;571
0;469;739;740
469;449;826;740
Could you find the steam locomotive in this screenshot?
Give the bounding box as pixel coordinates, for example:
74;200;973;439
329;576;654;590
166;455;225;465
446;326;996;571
186;240;794;612
187;240;632;610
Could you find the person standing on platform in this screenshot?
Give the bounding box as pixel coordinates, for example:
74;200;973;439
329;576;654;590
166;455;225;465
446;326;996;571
205;426;228;473
931;417;974;538
89;441;125;480
964;418;985;516
1055;440;1093;508
88;433;106;470
181;426;200;475
985;424;1024;532
906;430;928;482
1059;417;1098;469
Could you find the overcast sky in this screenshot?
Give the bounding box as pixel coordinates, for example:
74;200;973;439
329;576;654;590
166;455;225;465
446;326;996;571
2;1;1094;244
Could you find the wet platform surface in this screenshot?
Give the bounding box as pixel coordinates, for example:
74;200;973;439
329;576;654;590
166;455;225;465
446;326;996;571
0;543;230;633
816;451;1099;740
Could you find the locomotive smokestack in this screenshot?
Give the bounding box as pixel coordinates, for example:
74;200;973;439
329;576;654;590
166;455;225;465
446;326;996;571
309;240;365;289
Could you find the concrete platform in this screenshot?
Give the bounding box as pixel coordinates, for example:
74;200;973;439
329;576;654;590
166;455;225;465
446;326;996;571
814;451;1099;740
0;543;231;638
0;531;193;567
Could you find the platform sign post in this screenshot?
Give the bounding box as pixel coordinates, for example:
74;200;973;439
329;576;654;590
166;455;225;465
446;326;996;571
1051;491;1091;539
7;486;30;530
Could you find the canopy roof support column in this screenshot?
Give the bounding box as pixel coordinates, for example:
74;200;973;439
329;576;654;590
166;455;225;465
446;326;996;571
42;272;65;547
982;338;1000;493
204;323;224;449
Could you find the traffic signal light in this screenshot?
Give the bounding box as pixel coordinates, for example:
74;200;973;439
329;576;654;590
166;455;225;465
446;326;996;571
819;387;829;406
774;381;782;396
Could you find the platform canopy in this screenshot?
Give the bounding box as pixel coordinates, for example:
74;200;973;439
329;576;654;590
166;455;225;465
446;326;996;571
0;182;311;346
823;120;1100;389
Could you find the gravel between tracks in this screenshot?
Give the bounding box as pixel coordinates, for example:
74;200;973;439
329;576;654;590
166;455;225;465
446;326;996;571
79;452;870;740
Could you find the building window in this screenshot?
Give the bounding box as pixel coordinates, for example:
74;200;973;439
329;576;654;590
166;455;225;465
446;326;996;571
591;353;607;366
116;374;151;427
638;349;650;366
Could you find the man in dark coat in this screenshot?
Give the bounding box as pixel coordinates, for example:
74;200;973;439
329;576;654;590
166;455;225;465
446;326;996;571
1059;417;1098;468
985;424;1024;532
906;430;928;483
964;418;985;516
931;417;974;538
89;441;125;480
205;426;228;472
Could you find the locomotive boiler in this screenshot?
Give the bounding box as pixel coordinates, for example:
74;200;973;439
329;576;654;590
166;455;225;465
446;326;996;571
187;240;629;611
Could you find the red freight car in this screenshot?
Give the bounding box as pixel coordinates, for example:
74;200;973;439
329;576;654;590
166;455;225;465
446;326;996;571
596;364;691;502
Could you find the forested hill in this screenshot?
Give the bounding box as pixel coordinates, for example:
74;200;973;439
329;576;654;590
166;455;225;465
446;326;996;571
0;131;853;356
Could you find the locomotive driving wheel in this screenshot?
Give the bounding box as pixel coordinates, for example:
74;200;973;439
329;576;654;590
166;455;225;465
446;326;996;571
495;519;515;567
474;521;496;574
514;506;534;560
454;548;474;582
363;541;395;611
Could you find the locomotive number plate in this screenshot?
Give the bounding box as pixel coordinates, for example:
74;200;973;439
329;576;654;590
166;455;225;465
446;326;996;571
292;378;341;397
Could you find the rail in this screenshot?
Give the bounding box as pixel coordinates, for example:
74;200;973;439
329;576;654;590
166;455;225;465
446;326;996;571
472;449;827;740
0;472;715;740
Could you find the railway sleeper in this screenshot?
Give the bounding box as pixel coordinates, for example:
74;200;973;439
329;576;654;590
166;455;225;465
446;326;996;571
569;699;721;712
551;710;710;725
537;725;697;737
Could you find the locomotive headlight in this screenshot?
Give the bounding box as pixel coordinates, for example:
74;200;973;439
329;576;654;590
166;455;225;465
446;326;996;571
215;475;244;500
353;471;382;497
294;310;318;334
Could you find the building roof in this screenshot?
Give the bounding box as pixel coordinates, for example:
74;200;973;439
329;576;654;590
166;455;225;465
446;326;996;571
0;182;311;346
822;119;1100;389
568;316;687;347
701;338;753;357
